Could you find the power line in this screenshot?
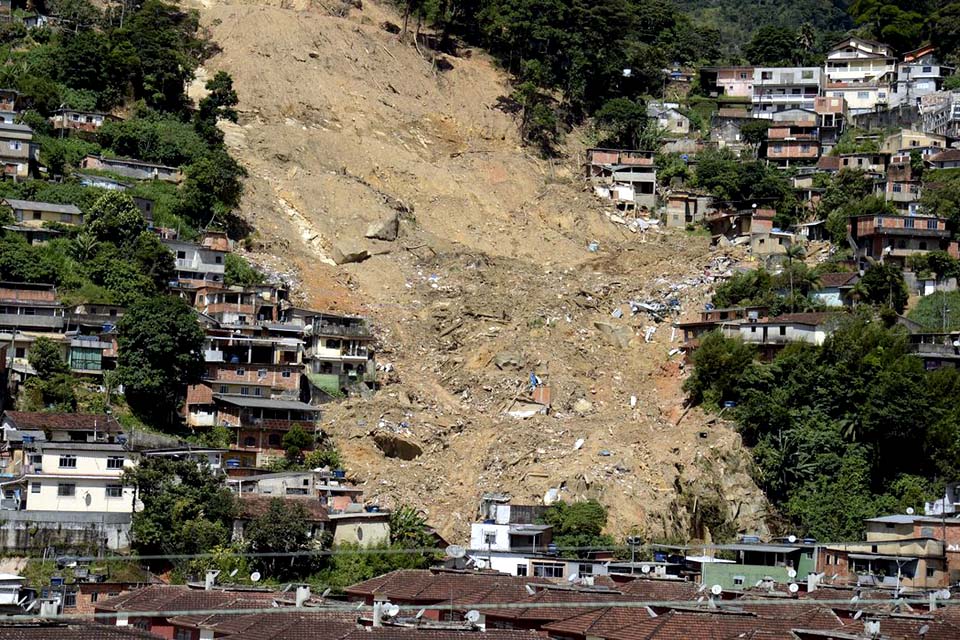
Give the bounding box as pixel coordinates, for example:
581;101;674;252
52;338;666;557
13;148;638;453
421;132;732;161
10;596;960;625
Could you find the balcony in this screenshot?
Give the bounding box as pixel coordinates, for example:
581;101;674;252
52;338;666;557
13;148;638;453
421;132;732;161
314;322;372;338
0;313;64;329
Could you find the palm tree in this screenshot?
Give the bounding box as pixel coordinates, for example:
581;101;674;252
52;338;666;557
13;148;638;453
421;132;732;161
785;244;807;312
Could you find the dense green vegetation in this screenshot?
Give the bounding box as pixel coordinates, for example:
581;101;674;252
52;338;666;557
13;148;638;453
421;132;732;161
542;500;615;557
685;312;955;540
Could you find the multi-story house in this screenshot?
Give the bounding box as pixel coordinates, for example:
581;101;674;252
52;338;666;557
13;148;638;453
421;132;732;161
824;36;897;115
3;198;83;244
814;96;847;153
0;282;64;374
699;66;755;99
848;213;957;269
882;154;922;215
894;44;954;107
751;67;822;117
881;129;947;156
584;148;657;210
304;313;376;398
765;120;821;167
193;284;286;325
162;238;226;290
0;411;134;550
838;152;888;176
50;110;118;135
0;123;36;180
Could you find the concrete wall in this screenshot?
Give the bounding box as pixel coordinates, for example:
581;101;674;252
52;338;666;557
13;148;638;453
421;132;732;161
0;510;131;551
26;477;135;513
332;517;389;547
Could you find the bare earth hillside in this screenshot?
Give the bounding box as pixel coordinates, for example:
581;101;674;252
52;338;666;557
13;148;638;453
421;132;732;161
188;0;770;542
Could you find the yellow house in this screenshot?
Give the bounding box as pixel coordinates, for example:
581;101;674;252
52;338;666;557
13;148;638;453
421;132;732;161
4;198;83;228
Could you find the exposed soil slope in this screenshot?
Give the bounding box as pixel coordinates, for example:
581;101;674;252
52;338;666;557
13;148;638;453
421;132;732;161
189;0;770;542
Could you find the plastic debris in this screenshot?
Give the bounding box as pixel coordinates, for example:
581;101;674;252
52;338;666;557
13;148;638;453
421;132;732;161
599;450;612;456
574;438;585;450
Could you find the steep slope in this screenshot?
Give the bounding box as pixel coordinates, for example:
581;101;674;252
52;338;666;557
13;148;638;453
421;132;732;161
189;0;769;542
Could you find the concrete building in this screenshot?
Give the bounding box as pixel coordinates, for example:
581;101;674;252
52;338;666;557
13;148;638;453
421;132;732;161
894;44;954;107
584;148;657;210
765;120;820;166
162;238;226;288
752;67;822;117
824;36;897;115
51;110;117;134
0;123;36;180
4;199;83;227
699;66;755;98
81;155;181;183
848;213;956;269
304;313;377;398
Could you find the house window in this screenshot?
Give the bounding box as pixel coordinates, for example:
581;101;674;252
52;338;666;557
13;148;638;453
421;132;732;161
773;144;783;153
107;456;124;469
893;183;902;193
244;436;256;447
833;92;843;98
268;434;281;447
32;211;41;220
219;385;228;394
236;368;246;376
919;242;928;251
928;567;936;578
237;315;247;324
281;369;291;378
240;387;249;396
791;88;801;95
516;564;528;577
484;532;496;546
175;629;192;640
63;591;77;608
9;141;20;151
532;562;565;578
105;485;123;498
254;387;262;397
801;144;810;153
214;256;223;264
31;482;40;494
905;218;914;228
578;564;595;576
928;219;939;229
923;66;932;73
857;91;870;99
733;576;745;586
779;326;787;336
57;483;76;497
257;368;267;378
761;71;773;80
14;347;24;359
326;339;341;349
177;251;186;259
90;592;99;603
59;455;77;469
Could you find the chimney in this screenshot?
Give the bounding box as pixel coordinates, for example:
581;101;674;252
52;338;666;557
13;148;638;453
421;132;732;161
296;585;311;607
372;601;383;628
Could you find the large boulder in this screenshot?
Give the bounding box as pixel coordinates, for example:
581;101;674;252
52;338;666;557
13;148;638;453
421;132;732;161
373;432;423;460
594;321;633;349
365;212;400;241
331;242;371;265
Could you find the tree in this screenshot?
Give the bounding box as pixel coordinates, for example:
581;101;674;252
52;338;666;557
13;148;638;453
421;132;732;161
86;191;147;246
389;505;434;549
683;331;757;407
740;119;770;157
194;71;239;144
244;498;316;580
125;456;237;560
28;336;68;379
859;262;909;313
594;98;648;149
116;295;205;424
282;424;313;463
541;500;615;557
303;446;343;470
743;26;800;65
784;244;806;312
224;253;264;287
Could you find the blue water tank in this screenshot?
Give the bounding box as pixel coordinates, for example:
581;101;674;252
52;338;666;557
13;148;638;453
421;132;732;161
226;459;240;468
547;543;559;556
333;469;346;479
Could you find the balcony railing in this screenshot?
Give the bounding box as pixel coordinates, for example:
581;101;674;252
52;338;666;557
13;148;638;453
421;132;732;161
314;322;371;338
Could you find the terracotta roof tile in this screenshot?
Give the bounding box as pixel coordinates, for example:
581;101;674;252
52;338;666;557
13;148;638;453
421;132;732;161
237;495;329;522
0;622;159;639
817;272;858;288
345;570;551;604
3;411;121;432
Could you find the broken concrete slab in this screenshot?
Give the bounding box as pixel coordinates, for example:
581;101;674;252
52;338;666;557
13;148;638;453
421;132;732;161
573;398;593;415
594;321;633;349
331;242;371;265
365;212;400;241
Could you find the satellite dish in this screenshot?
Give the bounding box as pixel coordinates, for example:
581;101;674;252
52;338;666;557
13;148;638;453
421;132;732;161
525;585;535;595
322;588;332;598
385;603;401;618
229;569;238;578
919;624;930;637
787;568;797;578
907;507;915;515
416;609;425;619
940;589;952;600
787;535;797;543
641;565;651;574
465;610;481;624
250;572;261;583
568;573;579;583
697;583;707;593
710;585;723;596
853;610;863;620
789;583;799;594
446;544;466;559
850;595;860;603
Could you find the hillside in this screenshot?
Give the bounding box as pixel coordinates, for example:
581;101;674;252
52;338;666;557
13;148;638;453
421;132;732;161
187;0;768;542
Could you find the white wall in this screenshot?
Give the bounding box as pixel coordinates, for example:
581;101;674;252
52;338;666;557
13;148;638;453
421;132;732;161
470;523;511;551
25;477;134;513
